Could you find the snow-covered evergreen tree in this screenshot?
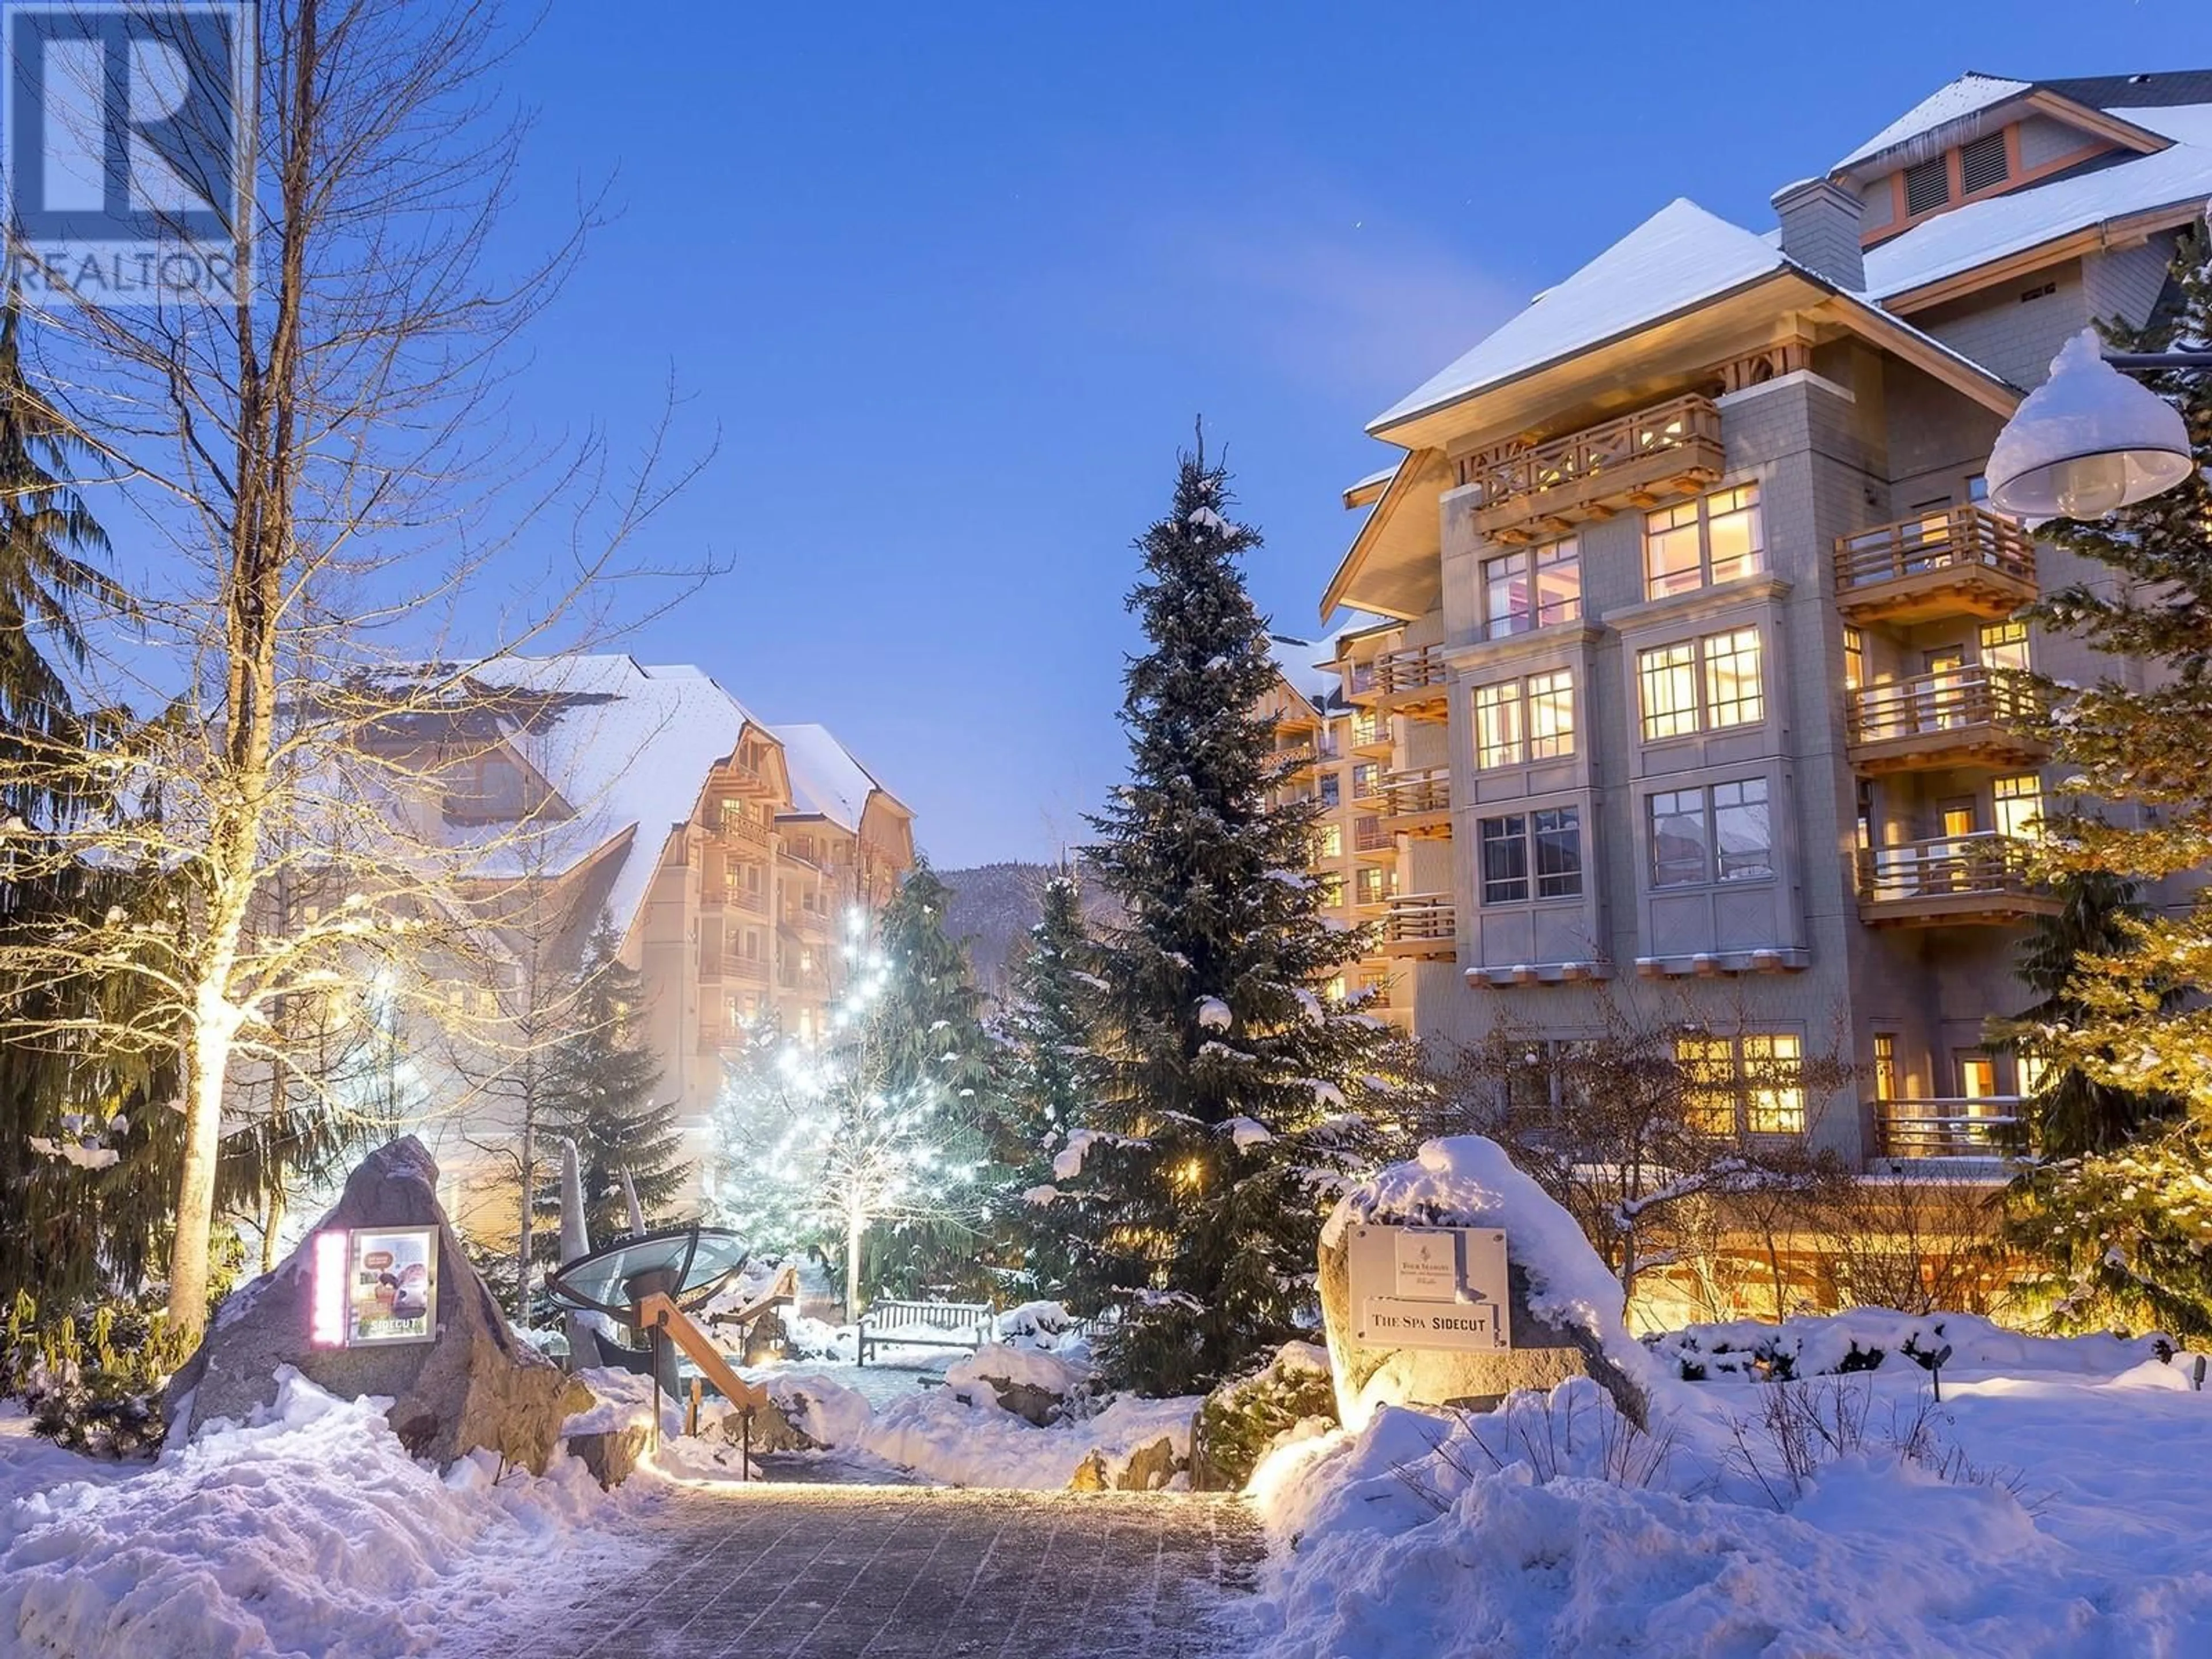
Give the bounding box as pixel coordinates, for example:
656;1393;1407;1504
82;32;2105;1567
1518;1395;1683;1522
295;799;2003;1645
708;862;994;1312
990;868;1101;1298
1060;440;1414;1396
533;921;690;1256
1997;233;2212;1331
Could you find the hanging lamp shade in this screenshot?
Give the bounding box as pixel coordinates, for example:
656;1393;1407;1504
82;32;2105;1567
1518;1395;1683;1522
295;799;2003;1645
1987;329;2195;518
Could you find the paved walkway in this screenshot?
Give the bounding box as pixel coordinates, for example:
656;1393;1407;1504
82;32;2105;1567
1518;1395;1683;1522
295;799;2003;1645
546;1483;1264;1659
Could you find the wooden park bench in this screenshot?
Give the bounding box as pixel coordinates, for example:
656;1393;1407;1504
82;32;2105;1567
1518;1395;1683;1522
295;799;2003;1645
856;1298;994;1365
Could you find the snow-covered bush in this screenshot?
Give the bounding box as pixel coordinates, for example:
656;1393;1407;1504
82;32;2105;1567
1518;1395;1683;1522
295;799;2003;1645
1191;1340;1336;1490
4;1290;188;1457
1649;1308;2169;1384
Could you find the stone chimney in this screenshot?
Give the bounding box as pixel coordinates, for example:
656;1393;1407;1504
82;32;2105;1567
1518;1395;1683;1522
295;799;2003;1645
1771;177;1865;292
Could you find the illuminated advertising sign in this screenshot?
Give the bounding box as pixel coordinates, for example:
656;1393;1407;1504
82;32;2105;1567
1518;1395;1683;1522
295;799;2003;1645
309;1225;439;1348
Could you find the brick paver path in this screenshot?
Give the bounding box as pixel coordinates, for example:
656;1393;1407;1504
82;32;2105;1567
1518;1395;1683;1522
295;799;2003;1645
550;1484;1264;1659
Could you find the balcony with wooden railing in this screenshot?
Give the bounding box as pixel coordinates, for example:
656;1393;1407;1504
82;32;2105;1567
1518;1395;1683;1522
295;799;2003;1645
1379;893;1456;960
1855;832;2059;926
1371;646;1450;719
1834;504;2035;624
1352;815;1395;857
1350;712;1392;755
1380;769;1452;838
1845;668;2049;773
1873;1097;2021;1160
1458;393;1725;542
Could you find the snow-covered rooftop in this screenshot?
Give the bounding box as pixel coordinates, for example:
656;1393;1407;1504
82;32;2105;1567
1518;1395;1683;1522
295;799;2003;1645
1267;635;1336;708
463;654;756;945
1863;113;2212;300
1834;73;2031;172
772;723;898;832
1369;199;1790;432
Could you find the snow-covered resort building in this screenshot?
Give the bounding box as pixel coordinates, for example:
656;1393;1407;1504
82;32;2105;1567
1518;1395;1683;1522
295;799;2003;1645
366;654;914;1222
1320;69;2212;1173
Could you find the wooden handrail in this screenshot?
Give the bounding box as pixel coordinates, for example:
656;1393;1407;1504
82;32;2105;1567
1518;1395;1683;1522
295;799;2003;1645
1847;666;2045;744
1375;646;1449;696
1382;892;1455;942
1382;771;1450;816
635;1290;771;1414
1873;1097;2022;1157
1456;392;1721;512
1856;832;2039;903
1834;503;2033;590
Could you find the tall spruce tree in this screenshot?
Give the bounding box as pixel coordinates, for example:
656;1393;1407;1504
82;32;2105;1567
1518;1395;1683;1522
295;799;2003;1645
1998;232;2212;1332
1063;441;1411;1396
991;869;1101;1298
534;921;690;1256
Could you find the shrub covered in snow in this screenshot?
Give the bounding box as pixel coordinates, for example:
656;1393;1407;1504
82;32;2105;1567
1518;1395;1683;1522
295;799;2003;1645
1648;1307;2172;1384
1191;1340;1336;1490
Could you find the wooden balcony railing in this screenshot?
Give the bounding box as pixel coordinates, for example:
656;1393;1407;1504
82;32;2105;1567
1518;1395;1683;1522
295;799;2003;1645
1380;893;1456;956
1849;667;2040;740
1353;816;1394;855
1833;505;2035;623
1360;646;1450;719
1381;770;1450;835
1458;393;1724;538
1350;713;1390;751
1873;1097;2021;1158
1855;832;2054;923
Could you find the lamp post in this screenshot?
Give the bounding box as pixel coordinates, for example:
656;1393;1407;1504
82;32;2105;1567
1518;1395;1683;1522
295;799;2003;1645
1986;328;2205;518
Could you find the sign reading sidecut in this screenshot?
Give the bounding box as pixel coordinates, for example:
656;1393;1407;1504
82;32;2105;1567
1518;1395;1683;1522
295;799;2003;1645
1348;1224;1511;1353
310;1224;440;1348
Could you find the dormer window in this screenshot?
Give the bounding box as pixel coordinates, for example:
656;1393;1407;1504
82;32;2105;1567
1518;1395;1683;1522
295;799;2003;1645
1903;157;1949;216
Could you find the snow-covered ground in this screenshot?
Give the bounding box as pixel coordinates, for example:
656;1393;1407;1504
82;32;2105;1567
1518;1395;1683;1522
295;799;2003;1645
0;1372;653;1659
1243;1315;2212;1657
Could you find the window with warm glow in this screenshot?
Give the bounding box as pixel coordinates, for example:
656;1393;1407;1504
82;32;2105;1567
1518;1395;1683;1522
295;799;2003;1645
1474;680;1523;768
1643;483;1763;599
1355;865;1389;906
1675;1036;1737;1134
1315;823;1342;860
1742;1033;1805;1134
1481;539;1581;638
1677;1031;1805;1137
1528;670;1575;760
1638;641;1699;740
1703;628;1763;728
1979;619;2030;673
1994;773;2044;840
1843;625;1865;692
1638;628;1763;740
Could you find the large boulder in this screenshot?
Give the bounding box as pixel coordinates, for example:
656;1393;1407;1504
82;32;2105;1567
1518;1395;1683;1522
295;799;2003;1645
166;1137;590;1472
1318;1137;1652;1430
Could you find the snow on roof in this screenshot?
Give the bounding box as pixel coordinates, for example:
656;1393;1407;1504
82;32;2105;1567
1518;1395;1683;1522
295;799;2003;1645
1369;199;1787;432
1344;463;1399;497
771;723;896;832
1863;121;2212;300
1266;635;1335;708
464;654;756;944
1834;73;2032;171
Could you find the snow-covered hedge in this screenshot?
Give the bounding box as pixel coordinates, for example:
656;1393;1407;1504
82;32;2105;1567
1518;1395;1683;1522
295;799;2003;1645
1648;1308;2174;1383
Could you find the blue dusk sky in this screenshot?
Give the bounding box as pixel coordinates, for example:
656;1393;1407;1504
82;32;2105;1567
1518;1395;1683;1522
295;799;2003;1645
494;0;2210;867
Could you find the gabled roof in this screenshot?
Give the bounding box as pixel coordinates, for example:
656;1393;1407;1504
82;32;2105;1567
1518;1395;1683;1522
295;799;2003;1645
1834;74;2032;171
460;655;762;946
1369;199;1787;435
771;724;905;835
1863;107;2212;305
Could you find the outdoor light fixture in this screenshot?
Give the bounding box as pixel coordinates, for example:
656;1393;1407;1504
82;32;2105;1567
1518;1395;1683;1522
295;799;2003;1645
1987;329;2199;518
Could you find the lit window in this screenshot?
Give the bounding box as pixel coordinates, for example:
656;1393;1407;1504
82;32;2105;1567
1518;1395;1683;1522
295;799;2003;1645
1638;628;1763;740
1481;539;1581;638
1355;865;1389;906
1979;619;2030;674
1474;681;1524;768
1315;823;1342;860
1703;628;1764;729
1639;642;1699;740
1643;483;1763;599
1873;1032;1898;1102
1527;670;1575;760
1479;815;1529;904
1993;773;2044;840
1353;763;1382;801
1318;872;1346;907
1843;626;1865;693
1743;1033;1806;1134
1479;810;1581;905
1677;1032;1805;1137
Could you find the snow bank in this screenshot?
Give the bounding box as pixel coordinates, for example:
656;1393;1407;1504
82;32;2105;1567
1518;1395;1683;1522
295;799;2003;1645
1249;1320;2212;1657
1650;1308;2174;1383
0;1368;637;1659
861;1388;1195;1489
946;1343;1085;1399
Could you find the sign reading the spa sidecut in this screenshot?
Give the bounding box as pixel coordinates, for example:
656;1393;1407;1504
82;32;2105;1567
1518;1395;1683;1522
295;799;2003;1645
1346;1223;1511;1353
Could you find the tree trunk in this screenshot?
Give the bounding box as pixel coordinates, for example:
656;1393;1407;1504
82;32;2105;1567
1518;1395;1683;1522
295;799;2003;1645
515;1118;535;1325
260;1180;286;1275
169;1015;235;1335
846;1209;865;1322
